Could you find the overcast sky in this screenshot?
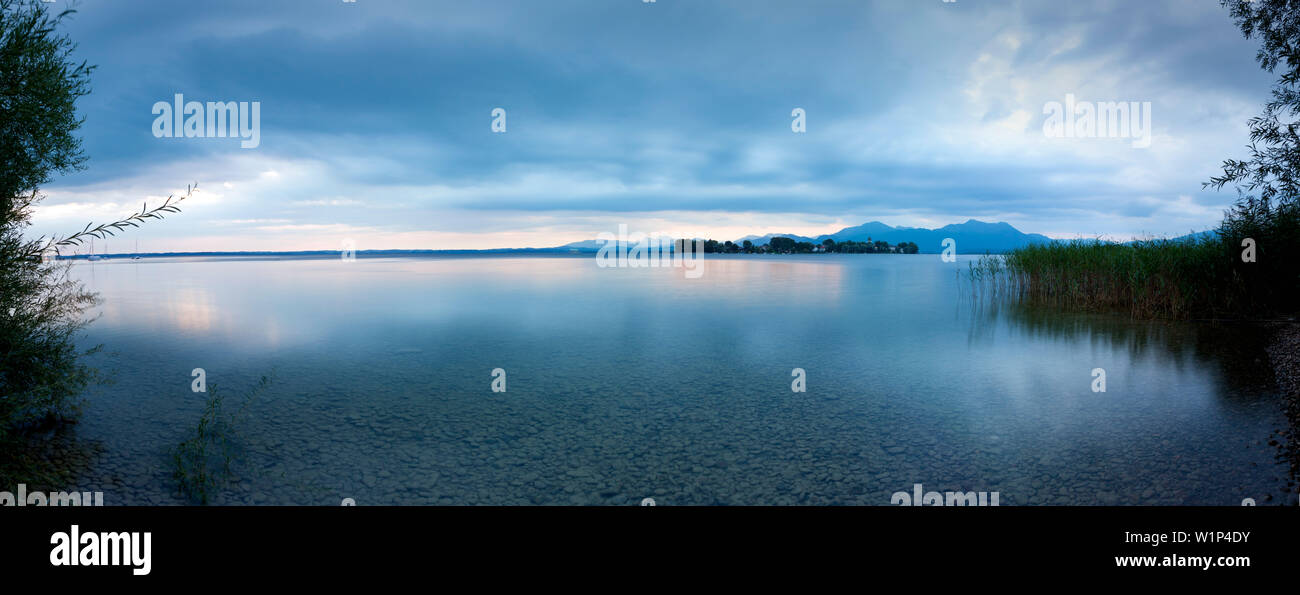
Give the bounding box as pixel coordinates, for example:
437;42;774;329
26;0;1276;251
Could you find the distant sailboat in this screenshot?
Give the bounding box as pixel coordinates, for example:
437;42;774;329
133;239;141;260
87;238;101;261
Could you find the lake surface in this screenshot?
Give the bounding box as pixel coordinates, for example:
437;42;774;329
64;254;1295;505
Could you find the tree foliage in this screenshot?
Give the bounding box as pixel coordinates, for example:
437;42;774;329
1209;0;1300;206
1206;0;1300;315
0;0;99;448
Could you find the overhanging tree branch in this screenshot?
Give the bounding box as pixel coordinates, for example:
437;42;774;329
27;182;196;258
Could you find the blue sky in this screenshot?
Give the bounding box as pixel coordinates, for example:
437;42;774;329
28;0;1276;251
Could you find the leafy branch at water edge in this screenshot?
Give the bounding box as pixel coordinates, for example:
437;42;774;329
25;182;197;260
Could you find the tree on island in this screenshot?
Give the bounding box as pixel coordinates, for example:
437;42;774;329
708;235;919;254
768;237;796;253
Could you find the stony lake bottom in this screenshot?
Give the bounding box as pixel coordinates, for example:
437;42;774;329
57;254;1297;505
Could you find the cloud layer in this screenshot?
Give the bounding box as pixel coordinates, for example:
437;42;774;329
27;0;1276;250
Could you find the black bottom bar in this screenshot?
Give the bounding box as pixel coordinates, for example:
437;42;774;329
3;506;1292;583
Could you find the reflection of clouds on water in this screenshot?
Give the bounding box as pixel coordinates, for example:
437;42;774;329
966;300;1278;403
63;255;1297;506
701;257;847;304
73;259;297;349
964;299;1295;500
162;287;216;333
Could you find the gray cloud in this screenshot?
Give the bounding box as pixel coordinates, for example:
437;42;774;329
29;0;1277;248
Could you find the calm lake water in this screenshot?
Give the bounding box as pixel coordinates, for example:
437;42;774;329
65;254;1295;505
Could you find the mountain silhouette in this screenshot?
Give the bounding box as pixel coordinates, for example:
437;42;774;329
737;219;1054;254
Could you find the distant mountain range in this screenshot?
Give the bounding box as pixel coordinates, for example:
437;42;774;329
560;219;1051;254
65;220;1216;260
730;222;1222;253
731;219;1055;254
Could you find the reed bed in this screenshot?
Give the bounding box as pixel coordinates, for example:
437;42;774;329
968;232;1293;320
